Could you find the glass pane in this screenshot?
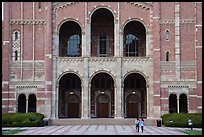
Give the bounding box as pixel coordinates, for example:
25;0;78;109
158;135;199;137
126;34;138;57
67;34;80;57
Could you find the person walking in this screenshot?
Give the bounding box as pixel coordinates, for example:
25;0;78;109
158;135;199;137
139;118;145;133
187;118;193;130
135;117;140;132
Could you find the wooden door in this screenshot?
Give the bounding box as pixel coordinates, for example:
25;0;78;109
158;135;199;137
68;103;79;118
127;103;138;118
97;103;109;117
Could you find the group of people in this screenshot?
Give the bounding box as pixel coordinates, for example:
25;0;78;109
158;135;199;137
135;117;145;133
134;117;193;133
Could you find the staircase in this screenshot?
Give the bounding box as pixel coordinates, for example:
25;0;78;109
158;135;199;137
49;118;158;126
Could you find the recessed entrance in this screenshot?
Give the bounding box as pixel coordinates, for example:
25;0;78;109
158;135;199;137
58;73;81;118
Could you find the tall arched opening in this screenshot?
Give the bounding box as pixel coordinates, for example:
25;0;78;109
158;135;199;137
91;72;114;118
124;73;147;118
58;73;82;118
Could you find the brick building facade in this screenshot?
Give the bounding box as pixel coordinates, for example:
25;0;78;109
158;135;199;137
2;2;202;120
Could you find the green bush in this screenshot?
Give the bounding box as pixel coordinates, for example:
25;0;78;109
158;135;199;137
161;113;202;128
2;112;45;127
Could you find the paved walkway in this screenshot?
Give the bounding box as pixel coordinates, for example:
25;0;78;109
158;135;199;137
3;125;202;135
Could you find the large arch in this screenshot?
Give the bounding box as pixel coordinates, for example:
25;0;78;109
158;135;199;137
91;8;114;57
123;20;146;57
59;20;82;57
90;72;114;118
123;72;147;118
58;73;82;118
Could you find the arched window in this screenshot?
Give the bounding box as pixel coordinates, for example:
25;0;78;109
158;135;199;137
166;51;170;61
15;50;18;61
91;8;114;57
125;34;138;57
13;30;19;41
166;30;169;41
59;21;82;57
123;21;146;57
14;31;18;41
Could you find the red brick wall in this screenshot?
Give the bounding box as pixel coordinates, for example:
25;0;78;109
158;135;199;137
160;2;174;20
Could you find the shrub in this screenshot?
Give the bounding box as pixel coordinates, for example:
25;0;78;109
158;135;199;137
2;112;45;127
161;113;202;128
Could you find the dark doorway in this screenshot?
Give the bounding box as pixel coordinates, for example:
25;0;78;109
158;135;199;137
58;73;81;118
28;94;36;112
169;94;177;113
18;94;26;113
179;94;188;113
124;73;147;118
91;72;114;118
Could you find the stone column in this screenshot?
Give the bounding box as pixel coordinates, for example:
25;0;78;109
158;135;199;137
177;96;180;113
114;58;123;119
26;96;28;113
81;57;90;119
114;18;119;57
51;30;59;119
86;19;91;57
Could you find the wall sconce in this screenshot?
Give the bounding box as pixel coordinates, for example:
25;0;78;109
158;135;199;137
70;91;74;94
132;91;136;94
101;91;104;94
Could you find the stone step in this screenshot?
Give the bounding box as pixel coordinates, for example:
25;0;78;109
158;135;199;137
49;118;158;126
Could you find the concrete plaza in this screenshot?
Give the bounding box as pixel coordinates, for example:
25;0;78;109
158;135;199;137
3;125;202;135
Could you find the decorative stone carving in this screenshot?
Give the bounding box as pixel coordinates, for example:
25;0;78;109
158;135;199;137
128;2;152;10
16;85;38;88
57;57;83;62
123;57;149;62
168;85;189;88
54;2;77;11
89;57;116;62
159;20;175;24
10;19;46;25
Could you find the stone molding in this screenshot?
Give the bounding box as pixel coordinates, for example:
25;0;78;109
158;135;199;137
16;85;37;88
159;19;195;24
56;57;83;62
168;85;189;88
89;57;116;62
10;19;46;25
123;57;149;62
